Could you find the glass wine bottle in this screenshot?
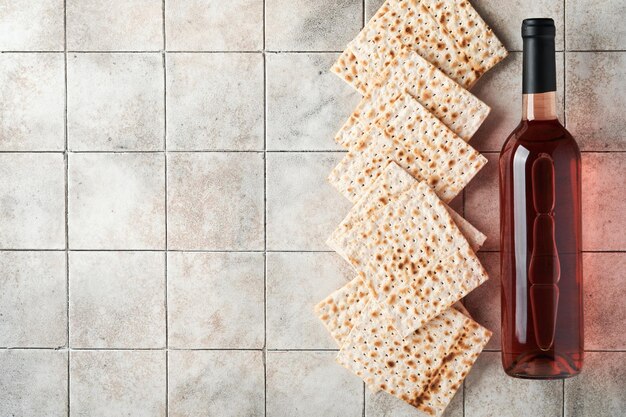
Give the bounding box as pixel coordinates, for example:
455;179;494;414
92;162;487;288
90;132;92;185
499;18;583;379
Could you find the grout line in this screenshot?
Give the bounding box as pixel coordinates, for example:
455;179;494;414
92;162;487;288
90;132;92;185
4;49;626;54
3;149;626;154
263;1;268;415
2;249;626;254
0;149;348;153
63;1;70;415
362;0;366;28
162;0;169;411
4;346;623;352
362;382;366;417
462;380;466;417
563;0;567;128
562;379;565;417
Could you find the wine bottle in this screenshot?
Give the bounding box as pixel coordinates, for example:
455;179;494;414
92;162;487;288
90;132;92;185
499;18;583;379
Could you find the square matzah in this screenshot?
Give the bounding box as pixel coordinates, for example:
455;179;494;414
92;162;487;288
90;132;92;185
336;180;488;336
328;93;487;204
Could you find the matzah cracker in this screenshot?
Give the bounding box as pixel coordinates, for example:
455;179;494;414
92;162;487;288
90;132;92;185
351;1;479;89
340;180;489;336
330;47;373;95
328;94;487;204
412;318;491;416
327;162;485;259
336;300;467;402
422;0;508;78
332;0;507;94
314;273;370;347
335;48;490;149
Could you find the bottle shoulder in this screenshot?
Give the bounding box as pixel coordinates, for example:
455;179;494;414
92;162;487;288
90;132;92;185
500;119;580;163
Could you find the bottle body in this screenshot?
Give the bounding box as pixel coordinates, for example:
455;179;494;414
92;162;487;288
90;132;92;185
499;118;583;378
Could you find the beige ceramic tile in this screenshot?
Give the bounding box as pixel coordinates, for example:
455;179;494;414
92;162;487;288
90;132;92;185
566;0;626;50
471;0;564;51
0;251;66;347
0;350;67;416
464;153;499;252
67;53;164;151
0;153;65;249
168;350;264;417
365;0;386;22
167;252;264;349
0;0;64;51
66;0;162;51
266;351;363;417
472;52;565;152
166;53;264;151
68;153;165;249
583;253;626;350
167;152;264;250
464;252;500;350
0;53;65;151
366;387;463;417
465;352;562;417
566;52;626;151
266;152;352;250
266;252;355;349
266;53;361;150
71;350;166;417
581;153;626;251
265;0;363;51
565;352;626;417
69;251;165;348
165;0;263;51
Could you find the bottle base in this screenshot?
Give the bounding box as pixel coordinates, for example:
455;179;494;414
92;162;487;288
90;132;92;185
502;350;583;380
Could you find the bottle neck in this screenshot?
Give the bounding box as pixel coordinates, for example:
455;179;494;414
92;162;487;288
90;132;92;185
522;91;557;121
522;23;557;122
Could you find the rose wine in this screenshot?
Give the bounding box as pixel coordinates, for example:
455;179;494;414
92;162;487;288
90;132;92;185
499;18;583;379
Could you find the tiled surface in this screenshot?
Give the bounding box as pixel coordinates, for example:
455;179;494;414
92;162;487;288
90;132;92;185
266;351;363;417
69;251;166;348
0;0;64;51
266;53;360;150
66;0;163;51
464;153;499;252
266;252;354;349
266;0;363;51
67;53;165;151
266;152;352;250
583;253;626;351
167;252;265;349
0;350;68;416
0;53;65;150
366;387;464;417
566;52;626;151
167;152;264;250
68;153;166;249
168;350;264;417
1;1;625;416
464;252;500;350
0;153;65;249
566;0;626;51
166;53;264;151
165;0;264;51
0;251;67;347
70;350;166;417
465;352;563;417
564;352;626;417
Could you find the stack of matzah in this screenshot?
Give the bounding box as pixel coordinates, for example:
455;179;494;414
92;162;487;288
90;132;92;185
315;1;507;415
